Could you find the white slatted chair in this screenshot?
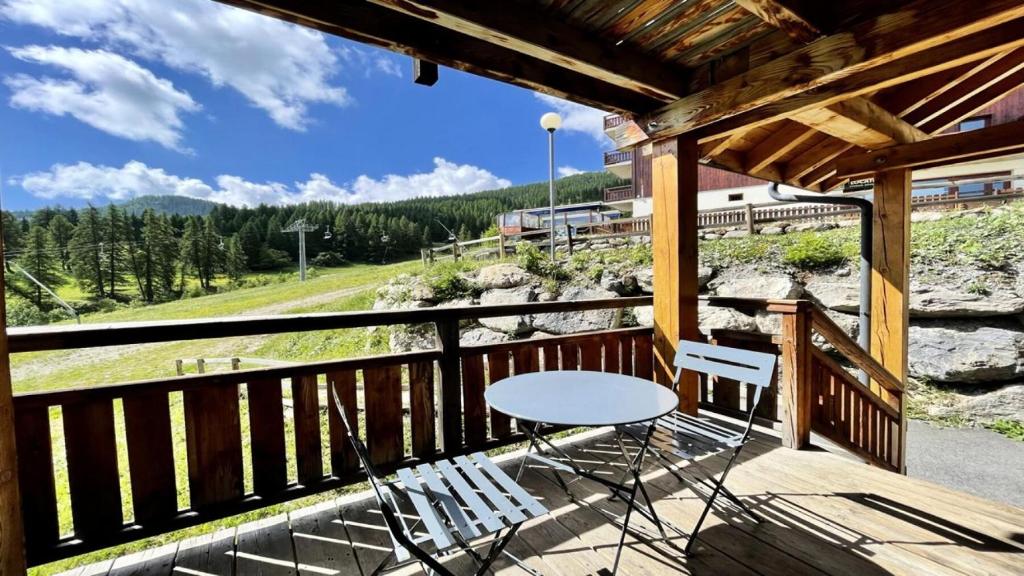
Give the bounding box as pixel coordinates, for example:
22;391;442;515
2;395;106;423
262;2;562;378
616;340;777;555
330;385;547;576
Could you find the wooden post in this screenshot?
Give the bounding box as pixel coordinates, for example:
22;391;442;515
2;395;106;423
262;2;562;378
0;231;28;574
652;136;700;414
871;168;911;472
435;319;462;454
780;303;812;449
744;203;755;234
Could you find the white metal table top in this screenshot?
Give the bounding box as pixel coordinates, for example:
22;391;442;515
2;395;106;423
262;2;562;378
485;370;678;427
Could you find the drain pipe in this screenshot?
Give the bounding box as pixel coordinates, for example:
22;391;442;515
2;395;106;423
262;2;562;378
767;183;872;377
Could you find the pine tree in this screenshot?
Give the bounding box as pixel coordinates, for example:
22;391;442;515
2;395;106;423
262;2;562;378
68;206;106;298
200;217;224;287
225;235;247;282
18;225;63;306
132;210;178;302
2;211;24;255
238;220;262;267
48;214;74;271
179;216;204;290
101;205;130;298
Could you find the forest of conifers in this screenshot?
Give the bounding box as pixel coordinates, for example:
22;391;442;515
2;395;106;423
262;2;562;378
2;171;624;309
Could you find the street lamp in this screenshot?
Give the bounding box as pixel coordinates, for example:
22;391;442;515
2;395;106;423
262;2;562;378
540;112;561;259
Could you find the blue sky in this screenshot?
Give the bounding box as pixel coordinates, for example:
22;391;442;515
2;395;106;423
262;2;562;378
0;0;611;211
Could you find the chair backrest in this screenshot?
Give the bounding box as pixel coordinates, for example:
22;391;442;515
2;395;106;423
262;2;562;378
673;340;777;415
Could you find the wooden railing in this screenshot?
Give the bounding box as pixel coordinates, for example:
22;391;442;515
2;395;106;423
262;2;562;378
603;114;626;130
604;184;636;202
7;296;906;565
7;298;650;565
603;149;633;165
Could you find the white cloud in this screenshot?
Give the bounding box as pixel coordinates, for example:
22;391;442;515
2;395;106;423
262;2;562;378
557;166;584;177
1;0;351;130
5;45;198;151
534;93;609;143
338;45;403;79
13;158;511;207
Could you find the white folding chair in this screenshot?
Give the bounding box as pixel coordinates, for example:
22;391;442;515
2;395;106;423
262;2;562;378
330;385;547;575
617;340;777;555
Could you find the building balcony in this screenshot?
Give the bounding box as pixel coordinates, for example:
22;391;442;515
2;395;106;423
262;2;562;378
603;113;626;131
603;149;633;179
604;184;636;203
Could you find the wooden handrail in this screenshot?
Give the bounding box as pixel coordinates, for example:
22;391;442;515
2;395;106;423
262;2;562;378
811;347;900;418
809;307;904;395
8;297;652;353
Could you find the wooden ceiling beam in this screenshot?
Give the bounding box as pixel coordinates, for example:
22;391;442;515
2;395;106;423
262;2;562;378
873;59;989;118
792;97;928;148
363;0;690;101
733;0;821;43
836;119;1024;179
786;140;857;185
744;122;818;173
213;0;662;114
607;3;1024;148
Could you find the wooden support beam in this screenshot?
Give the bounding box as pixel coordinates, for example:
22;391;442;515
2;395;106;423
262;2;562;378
0;231;27;574
734;0;821;43
870;169;911;473
652;137;700;415
365;0;690;101
744;122;818;173
607;0;1024;148
784;139;855;185
792;98;928;148
835;119;1024;178
215;0;662;114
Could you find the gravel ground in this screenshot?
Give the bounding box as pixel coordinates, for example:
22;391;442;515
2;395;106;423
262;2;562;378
906;419;1024;508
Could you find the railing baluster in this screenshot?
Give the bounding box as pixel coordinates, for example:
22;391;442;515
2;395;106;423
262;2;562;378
486;351;512;439
435;319;462;454
13;405;58;560
461;354;487;449
363;365;403;466
407;362;436;459
63;399;122;540
248;378;287;494
184;384;243;509
123;391;176;525
292;373;323;485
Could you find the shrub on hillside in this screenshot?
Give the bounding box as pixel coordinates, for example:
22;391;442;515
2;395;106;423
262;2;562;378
311;251;347;267
782;234;847;270
515;241;569;280
422;261;480;301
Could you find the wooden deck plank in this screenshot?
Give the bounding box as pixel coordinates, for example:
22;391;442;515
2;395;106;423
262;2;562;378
172;527;236;576
290;500;361;575
106;542;178;576
235;514;298;575
68;415;1024;576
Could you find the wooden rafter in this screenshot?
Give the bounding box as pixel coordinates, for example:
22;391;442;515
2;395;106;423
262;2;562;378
785;140;856;186
744;121;818;173
363;0;691;101
835;119;1024;178
874;59;989;117
792;98;928;148
606;0;1024;148
921;68;1024;133
214;0;662;114
904;47;1024;127
733;0;821;43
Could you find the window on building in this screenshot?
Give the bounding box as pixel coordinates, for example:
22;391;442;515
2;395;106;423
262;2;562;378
957;116;989;132
727;193;744;202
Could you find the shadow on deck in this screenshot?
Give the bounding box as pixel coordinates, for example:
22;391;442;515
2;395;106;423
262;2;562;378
57;415;1024;576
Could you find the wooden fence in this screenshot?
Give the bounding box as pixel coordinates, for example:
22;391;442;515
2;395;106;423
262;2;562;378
8;296;904;565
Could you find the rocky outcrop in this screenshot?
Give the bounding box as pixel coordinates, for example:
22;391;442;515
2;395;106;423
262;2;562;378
390;324;435;353
711;272;803;300
476;263;531;289
805;278;860;313
908;321;1024;384
478;285;535;334
909;286;1024;318
699;306;759;333
460;327;511;346
533;286;622;334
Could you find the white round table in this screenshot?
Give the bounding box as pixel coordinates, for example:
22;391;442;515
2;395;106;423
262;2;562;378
485;370;678;427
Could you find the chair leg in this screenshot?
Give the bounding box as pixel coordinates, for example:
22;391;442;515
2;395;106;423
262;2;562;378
684;447;744;556
369;551;394;576
474;524;522;576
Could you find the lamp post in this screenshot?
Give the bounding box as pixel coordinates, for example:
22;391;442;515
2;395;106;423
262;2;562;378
540;112;561;259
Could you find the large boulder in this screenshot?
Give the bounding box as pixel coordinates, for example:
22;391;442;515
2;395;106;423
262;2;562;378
635;268;654;294
909;286;1024;318
698;306;759;333
478;285;535;334
711;273;803;300
805;278;860;313
476;263;531;290
952;384;1024;422
633;305;653;327
389;324;436;353
908;321;1024;384
533;286;622;334
460;327;511;346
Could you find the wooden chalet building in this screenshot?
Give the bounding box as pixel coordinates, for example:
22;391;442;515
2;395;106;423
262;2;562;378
2;1;1024;574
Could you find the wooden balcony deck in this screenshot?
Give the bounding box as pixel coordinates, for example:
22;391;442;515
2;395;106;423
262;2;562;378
57;419;1024;576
